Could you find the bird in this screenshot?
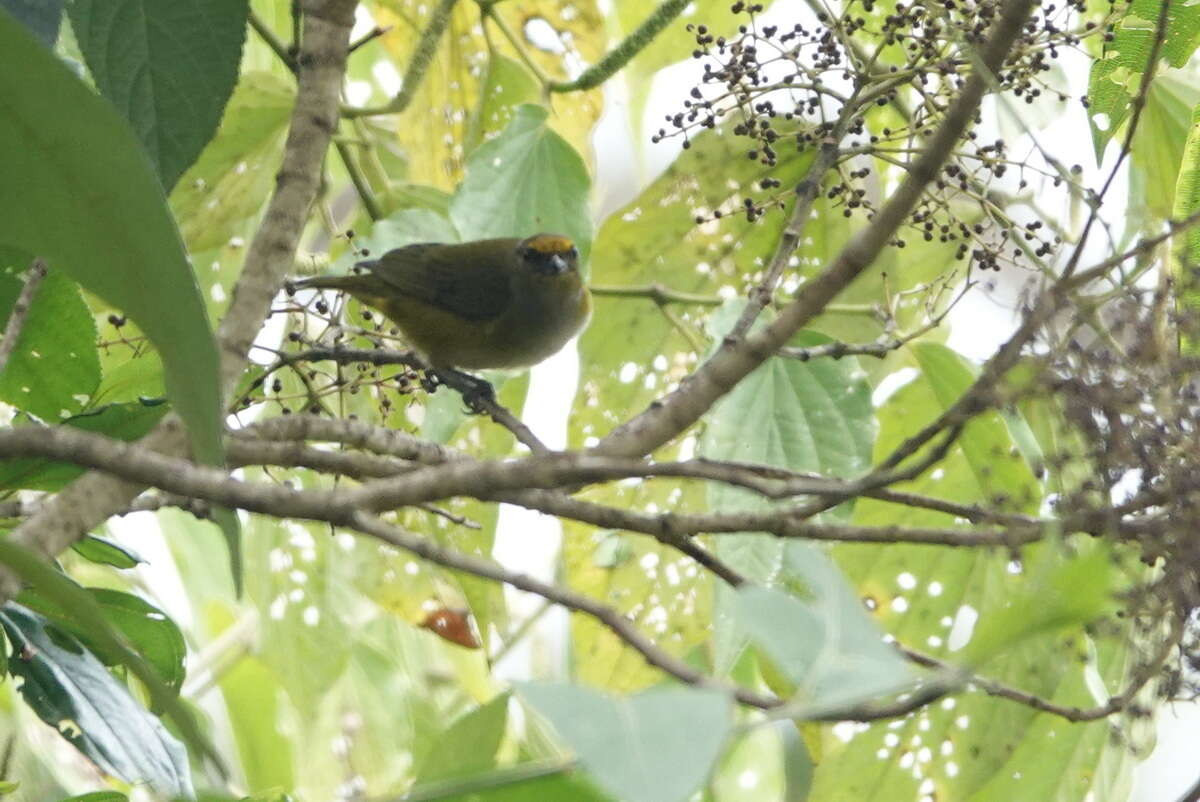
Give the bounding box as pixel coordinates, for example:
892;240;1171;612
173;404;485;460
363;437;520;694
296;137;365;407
289;233;591;403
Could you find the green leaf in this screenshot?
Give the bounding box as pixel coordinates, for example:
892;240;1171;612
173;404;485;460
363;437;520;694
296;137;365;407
403;761;613;801
807;369;1134;800
517;683;731;802
1130;74;1200;219
464;54;539;155
0;537;219;774
171;71;294;253
359;208;461;260
911;343;1041;513
0;10;223;465
450;104;593;263
0;604;193;798
575;125;814;447
710;721;812;802
57;792;128;802
699;317;875;670
0;399;169;491
736;571;915;717
17;585;187;698
960;543;1120;665
71;534;145;569
217;655;295;793
90;347;165;408
68;0;249;189
0;0;61;45
1086;0;1200;158
415;693;510;784
0;250;100;421
1174;100;1200;268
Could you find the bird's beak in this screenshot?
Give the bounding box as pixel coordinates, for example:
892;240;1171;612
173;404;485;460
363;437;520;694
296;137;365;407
550;253;570;274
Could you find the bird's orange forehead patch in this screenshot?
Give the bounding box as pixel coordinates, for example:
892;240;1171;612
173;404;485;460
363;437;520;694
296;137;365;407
524;234;575;254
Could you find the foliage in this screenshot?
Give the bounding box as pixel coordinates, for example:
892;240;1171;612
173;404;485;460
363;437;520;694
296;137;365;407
0;0;1196;801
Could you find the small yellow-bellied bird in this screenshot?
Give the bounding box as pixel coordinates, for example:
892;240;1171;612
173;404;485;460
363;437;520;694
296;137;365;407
290;234;592;377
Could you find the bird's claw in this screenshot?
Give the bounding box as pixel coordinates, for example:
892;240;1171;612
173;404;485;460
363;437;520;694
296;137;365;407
427;368;496;414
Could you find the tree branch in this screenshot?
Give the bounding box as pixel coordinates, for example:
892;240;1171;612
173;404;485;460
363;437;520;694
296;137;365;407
592;0;1039;457
1;0;361;596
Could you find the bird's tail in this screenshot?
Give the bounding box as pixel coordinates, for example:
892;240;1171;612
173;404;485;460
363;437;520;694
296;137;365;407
289;260;387;293
289;274;366;292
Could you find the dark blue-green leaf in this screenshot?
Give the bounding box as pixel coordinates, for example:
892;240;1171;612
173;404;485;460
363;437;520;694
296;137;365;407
0;604;192;797
0;10;223;466
18;586;187;697
0;0;61;45
72;534;146;569
68;0;250;189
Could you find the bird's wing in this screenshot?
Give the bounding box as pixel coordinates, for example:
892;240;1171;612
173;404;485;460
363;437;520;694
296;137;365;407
361;243;512;322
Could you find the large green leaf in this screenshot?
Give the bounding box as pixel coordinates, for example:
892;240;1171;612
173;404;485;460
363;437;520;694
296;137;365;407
1174;100;1200;269
68;0;249;189
1087;0;1200;158
735;555;915;717
450;104;593;262
700;317;875;671
370;1;604;190
0;10;222;464
463;54;539;155
518;683;731;802
574;125;814;447
415;693;509;785
0;604;192;798
1130;75;1200;220
804;365;1134;800
911;343;1041;513
0;249;100;421
170;71;293;253
403;763;613;801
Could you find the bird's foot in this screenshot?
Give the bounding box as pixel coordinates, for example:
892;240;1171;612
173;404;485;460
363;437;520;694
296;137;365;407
426;368;497;414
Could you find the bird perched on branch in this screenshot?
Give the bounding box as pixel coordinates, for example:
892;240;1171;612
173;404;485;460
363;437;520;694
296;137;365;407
289;233;591;403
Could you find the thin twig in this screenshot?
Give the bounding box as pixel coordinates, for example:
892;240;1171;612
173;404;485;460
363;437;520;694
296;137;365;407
346;510;780;708
549;0;691;92
0;259;47;375
342;0;459;118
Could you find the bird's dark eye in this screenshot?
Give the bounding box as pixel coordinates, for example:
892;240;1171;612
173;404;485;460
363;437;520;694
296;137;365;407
567;246;579;260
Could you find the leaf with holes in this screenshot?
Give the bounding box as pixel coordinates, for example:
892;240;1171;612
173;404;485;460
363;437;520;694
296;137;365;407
450;104;593;263
0;604;192;797
371;0;604;190
0;248;99;421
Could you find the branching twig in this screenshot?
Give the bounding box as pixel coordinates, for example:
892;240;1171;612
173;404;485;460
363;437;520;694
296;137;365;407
593;0;1039;458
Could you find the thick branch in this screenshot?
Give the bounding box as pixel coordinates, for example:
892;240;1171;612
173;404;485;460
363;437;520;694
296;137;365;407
592;0;1038;458
2;0;360;590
